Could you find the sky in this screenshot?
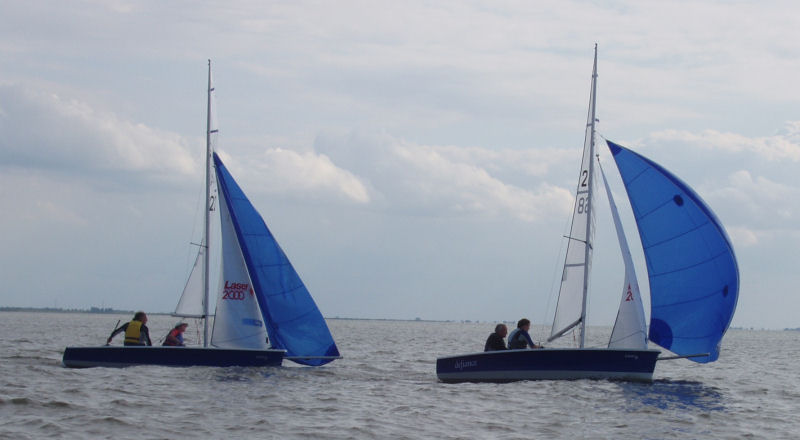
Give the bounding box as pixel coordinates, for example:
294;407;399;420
1;1;798;330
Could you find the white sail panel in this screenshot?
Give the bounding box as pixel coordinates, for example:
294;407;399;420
549;52;597;343
210;184;269;350
174;156;220;319
601;166;647;349
173;246;206;318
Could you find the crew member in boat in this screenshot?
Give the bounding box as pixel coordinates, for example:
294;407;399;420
484;324;509;351
107;311;153;346
507;318;541;349
162;322;188;347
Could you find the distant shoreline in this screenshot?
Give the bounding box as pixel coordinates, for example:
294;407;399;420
3;307;793;329
0;307;455;323
0;306;135;314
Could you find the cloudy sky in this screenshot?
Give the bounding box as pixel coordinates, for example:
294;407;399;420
1;1;798;330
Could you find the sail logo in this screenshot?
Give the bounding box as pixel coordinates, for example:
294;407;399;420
625;284;634;302
454;360;478;370
222;281;250;300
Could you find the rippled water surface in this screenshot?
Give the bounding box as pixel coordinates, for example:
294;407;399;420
1;312;798;439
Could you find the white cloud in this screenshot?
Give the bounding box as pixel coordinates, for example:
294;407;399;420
648;123;800;162
313;132;573;221
726;226;759;248
724;170;797;221
0;84;197;183
215;147;370;204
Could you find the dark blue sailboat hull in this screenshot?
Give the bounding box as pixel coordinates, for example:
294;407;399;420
62;346;286;368
436;348;660;383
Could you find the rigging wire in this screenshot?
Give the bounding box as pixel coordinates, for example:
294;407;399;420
540;211;572;346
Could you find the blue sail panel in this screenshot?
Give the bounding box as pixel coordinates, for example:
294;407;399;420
607;141;739;363
213;153;339;366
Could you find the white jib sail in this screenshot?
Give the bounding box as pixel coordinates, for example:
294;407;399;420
600;165;647;349
209;184;269;350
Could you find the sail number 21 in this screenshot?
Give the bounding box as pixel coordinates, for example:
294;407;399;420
577;169;590;214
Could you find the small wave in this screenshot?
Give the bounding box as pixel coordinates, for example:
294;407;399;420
43;400;72;409
0;397;74;410
93;416;136;428
8;397;34;405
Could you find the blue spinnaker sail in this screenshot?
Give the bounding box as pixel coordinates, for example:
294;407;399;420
607;141;738;363
213;153;340;366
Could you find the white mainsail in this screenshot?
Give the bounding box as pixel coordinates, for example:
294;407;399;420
174;63;219;328
600;165;647;349
549;46;598;346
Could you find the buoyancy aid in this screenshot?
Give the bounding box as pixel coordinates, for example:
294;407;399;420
162;328;184;346
124;320;144;345
507;328;527;349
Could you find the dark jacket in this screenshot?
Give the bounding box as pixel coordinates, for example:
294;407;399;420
484;332;508;351
507;328;535;349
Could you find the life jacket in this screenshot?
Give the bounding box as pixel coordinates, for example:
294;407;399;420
124;320;144;345
507;328;527;349
162;328;183;346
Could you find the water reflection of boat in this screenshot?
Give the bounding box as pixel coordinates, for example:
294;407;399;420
618;380;725;412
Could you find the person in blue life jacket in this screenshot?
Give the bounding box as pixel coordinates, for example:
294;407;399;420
507;318;542;349
163;322;188;346
484;323;509;351
107;311;153;346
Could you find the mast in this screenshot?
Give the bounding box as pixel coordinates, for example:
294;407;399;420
578;44;598;348
203;59;213;347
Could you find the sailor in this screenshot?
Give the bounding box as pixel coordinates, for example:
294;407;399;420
507;318;541;349
484;324;509;351
107;311;153;346
162;322;188;346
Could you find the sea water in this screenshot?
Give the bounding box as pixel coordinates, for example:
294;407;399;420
0;311;798;439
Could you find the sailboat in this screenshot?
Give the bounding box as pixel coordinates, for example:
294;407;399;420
63;61;340;368
436;46;739;382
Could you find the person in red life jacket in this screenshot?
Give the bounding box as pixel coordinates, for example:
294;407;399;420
107;311;153;346
163;322;188;346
